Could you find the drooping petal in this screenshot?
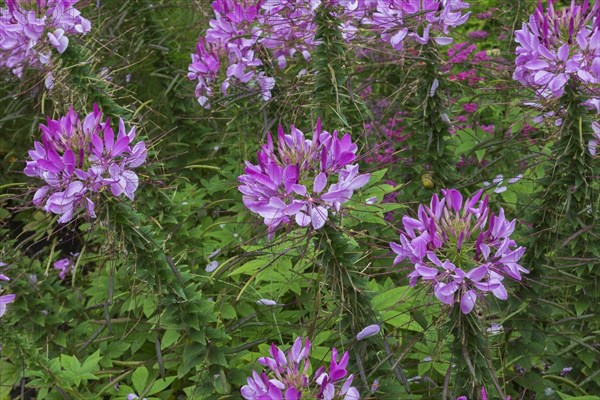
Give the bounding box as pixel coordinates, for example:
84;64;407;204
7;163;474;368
460;290;477;314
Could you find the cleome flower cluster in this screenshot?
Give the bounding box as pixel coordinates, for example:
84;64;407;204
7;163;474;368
0;0;91;87
241;337;360;400
188;0;319;108
24;104;147;223
513;0;600;101
238;119;370;238
390;189;528;314
366;0;470;50
189;0;471;108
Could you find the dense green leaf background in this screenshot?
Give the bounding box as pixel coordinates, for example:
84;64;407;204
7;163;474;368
0;1;598;399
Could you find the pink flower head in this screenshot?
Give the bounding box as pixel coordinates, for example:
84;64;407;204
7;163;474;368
238;119;369;238
24;104;147;223
390;189;528;314
241;337;360;400
188;0;323;108
513;0;600;102
366;0;470;50
0;0;91;86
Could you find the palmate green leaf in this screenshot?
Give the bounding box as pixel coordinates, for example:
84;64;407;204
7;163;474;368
81;350;102;374
366;168;388;186
147;376;176;395
60;354;82;374
475;148;486;162
372;286;411;310
180;344;205;377
382;310;423;332
132;366;149;395
501;190;517;205
348;208;387;225
229;255;290;277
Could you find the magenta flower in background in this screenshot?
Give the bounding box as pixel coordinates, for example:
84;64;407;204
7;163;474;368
462;102;478;113
480;124;495;134
475;9;495;20
238;119;369;238
24;104;147;223
390;189;528;314
0;0;91;87
513;0;600;101
467;29;488;40
241;337;360;400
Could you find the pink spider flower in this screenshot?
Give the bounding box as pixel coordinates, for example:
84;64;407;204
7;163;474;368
188;0;323;108
513;0;600;101
241;337;360;400
366;0;470;50
238;119;369;238
0;0;91;87
24;104;147;223
390;189;528;314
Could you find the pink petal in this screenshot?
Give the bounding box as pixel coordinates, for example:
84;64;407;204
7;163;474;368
460;290;477;314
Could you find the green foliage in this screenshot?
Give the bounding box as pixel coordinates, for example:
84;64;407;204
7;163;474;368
0;0;598;399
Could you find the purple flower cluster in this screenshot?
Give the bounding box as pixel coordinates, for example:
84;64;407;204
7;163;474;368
238;119;370;238
188;0;320;108
365;0;470;50
189;1;471;108
24;104;147;223
513;0;600;100
241;337;360;400
0;262;16;318
0;0;91;88
390;189;528;314
466;29;488;40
